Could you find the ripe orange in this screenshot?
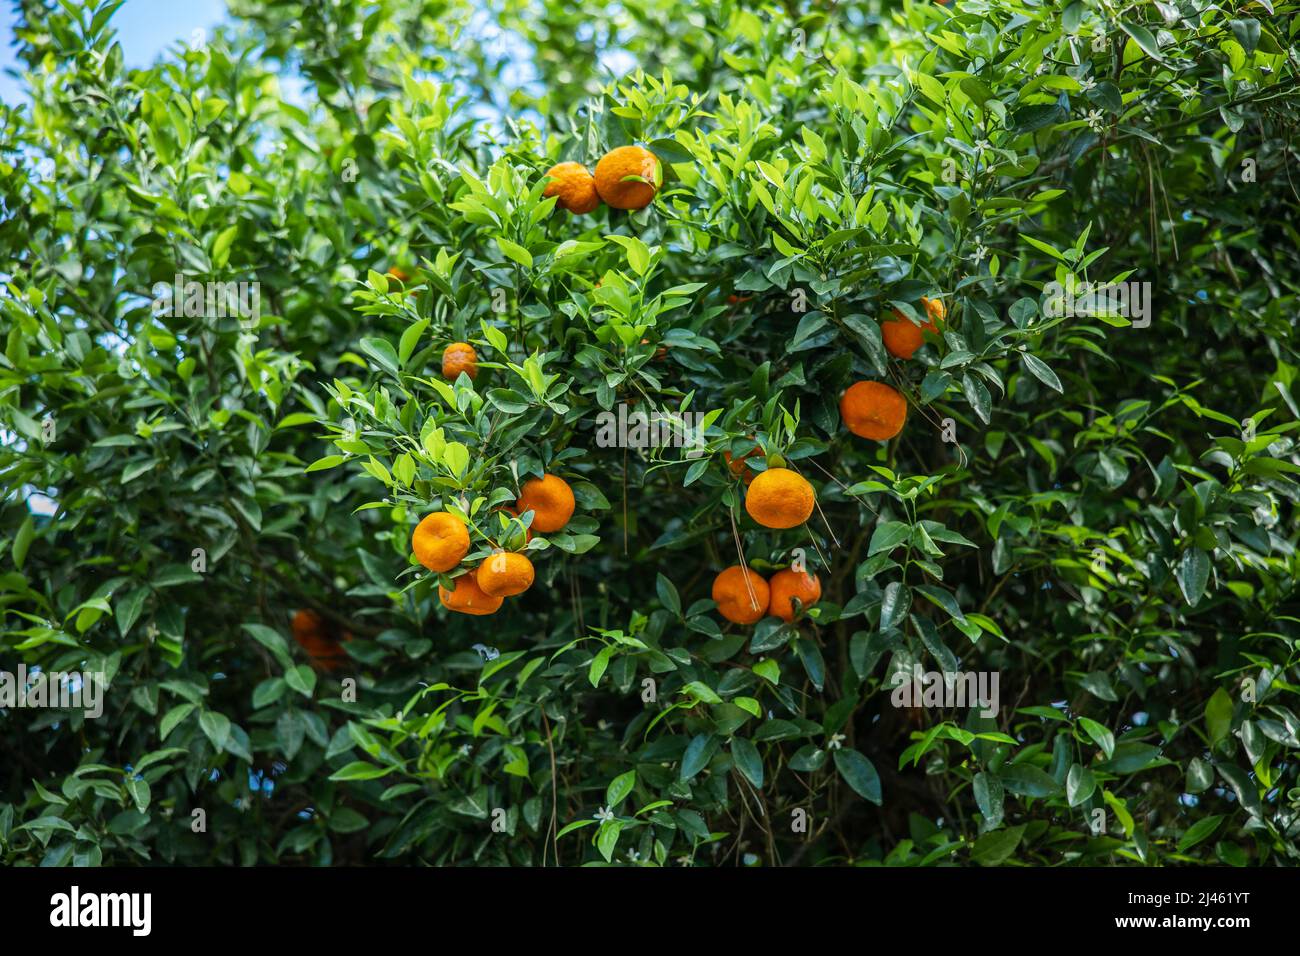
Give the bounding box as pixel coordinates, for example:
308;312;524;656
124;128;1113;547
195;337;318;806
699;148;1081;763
745;467;815;529
290;609;348;672
593;145;660;211
840;380;907;441
442;342;478;381
439;573;503;615
711;566;770;624
387;266;411;283
882;302;941;360
921;296;946;325
516;474;575;533
477;551;535;597
542;161;601;214
882;316;925;359
768;569;822;621
723;442;760;485
412;511;471;572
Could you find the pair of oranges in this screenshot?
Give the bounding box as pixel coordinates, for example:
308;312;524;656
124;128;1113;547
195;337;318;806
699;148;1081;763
542;145;661;214
411;474;576;615
712;565;822;624
837;296;948;442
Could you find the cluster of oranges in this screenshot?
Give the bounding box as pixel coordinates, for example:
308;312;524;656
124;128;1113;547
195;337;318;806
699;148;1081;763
712;443;824;624
712;564;823;625
411;473;576;615
839;296;946;442
707;297;947;627
542;145;661;214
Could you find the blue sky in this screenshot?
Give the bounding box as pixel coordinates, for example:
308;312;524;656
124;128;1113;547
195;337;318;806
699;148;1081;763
0;0;228;104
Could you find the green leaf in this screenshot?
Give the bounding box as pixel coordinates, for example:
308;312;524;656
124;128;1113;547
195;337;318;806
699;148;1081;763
998;763;1061;798
329;761;389;781
359;337;400;376
1177;548;1210;605
680;733;716;781
833;748;882;804
656;573;681;616
243;622;293;669
971;825;1025;866
1066;764;1096;807
1119;20;1165;62
199;710;231;751
284;664;317;698
868;521;911;556
1021;353;1063;393
596;820;623;861
1205;688;1234;746
160;703;196;740
12;515;34;569
973;771;1004;828
495;237;533;268
605;770;636;808
1176;814;1224;852
879;581;911;630
731;737;764;788
1078;717;1115;759
115;586;148;638
1215;763;1262;818
1094;742;1162;774
399;318;430;367
588;645;614;687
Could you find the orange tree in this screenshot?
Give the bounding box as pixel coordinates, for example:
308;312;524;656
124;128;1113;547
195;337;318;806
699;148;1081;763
2;0;1299;866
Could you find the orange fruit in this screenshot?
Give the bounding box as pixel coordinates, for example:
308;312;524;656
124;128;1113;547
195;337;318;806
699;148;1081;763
882;303;940;360
840;380;907;441
516;474;575;533
921;296;946;325
723;442;761;485
412;511;471;572
290;609;348;672
768;569;822;621
711;566;770;624
593;145;660;211
744;467;815;529
442;342;478;381
439;573;503;616
542;161;601;214
881;316;926;359
476;551;535;598
387;266;411;283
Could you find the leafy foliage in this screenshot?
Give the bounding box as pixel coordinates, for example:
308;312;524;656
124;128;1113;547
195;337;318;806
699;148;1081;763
2;0;1299;867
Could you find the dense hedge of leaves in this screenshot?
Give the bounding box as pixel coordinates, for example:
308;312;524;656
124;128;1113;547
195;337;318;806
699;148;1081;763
2;0;1299;866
